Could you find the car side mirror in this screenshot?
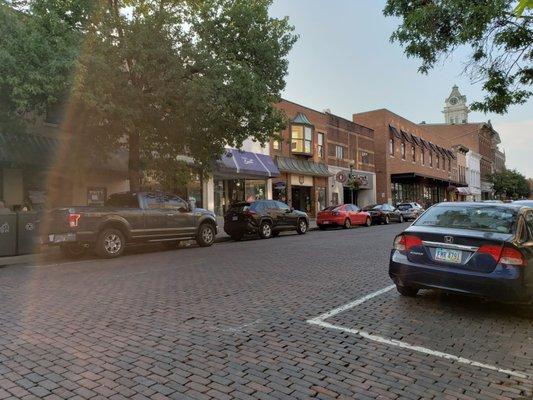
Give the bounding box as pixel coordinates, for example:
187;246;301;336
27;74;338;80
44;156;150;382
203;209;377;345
178;205;188;213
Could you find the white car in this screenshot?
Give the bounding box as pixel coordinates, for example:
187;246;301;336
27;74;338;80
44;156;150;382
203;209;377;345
396;202;424;221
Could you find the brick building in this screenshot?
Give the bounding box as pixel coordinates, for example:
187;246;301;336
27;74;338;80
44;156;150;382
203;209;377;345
353;109;461;206
272;100;376;215
421;122;501;199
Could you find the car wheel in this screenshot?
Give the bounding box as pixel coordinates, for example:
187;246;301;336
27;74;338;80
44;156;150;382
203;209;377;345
60;243;87;259
296;219;308;234
399;215;404;223
197;222;216;247
96;228;125;258
343;218;351;229
258;221;273;239
396;284;419;297
384;215;390;224
365;217;371;227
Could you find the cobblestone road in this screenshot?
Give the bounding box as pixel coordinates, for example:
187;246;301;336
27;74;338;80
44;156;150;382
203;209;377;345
0;223;531;399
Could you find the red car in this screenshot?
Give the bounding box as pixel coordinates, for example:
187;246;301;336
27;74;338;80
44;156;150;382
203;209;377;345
317;204;372;229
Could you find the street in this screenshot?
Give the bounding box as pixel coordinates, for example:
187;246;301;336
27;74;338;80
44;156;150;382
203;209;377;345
0;224;531;400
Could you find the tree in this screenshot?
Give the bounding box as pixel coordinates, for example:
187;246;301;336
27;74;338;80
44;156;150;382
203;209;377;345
383;0;533;114
1;0;297;191
488;169;529;199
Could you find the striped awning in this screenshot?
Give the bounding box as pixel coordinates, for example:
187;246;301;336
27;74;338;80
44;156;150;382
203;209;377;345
0;132;59;167
275;156;331;177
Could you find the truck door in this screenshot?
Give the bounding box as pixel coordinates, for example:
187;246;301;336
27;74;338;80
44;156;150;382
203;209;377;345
141;193;170;240
162;195;196;238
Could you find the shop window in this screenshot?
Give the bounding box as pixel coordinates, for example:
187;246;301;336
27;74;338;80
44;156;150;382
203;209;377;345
291;125;313;154
335;145;345;159
411;145;416;162
400;142;406;159
317;133;324;158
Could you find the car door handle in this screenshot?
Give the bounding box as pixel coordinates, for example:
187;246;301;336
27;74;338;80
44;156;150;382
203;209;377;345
166;213;174;216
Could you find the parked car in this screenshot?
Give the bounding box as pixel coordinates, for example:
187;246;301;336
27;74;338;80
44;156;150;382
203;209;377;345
317;204;372;229
41;192;217;258
389;202;533;303
513;199;533;207
362;204;404;224
223;200;309;240
396;202;424;221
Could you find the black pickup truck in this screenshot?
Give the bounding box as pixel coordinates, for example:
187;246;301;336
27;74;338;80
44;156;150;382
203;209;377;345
41;192;218;258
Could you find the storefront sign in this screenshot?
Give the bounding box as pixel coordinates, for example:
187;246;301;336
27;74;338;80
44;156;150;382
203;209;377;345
336;171;347;184
274;181;286;190
290;175;313;187
352;174;370;189
87;187;107;206
298;175;305;185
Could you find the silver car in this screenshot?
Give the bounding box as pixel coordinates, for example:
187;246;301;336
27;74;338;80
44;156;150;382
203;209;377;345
396;202;424;221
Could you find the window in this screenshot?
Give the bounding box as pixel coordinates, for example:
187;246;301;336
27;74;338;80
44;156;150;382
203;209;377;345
273;140;280;150
436;156;440;169
163;195;188;210
317;133;324;158
411;145;416;162
360;151;370;165
400;142;406;159
429;152;433;167
275;201;290;212
335;145;345;159
105;193;139;208
421;150;425;165
389;135;394;156
291;125;313;154
448;158;451;171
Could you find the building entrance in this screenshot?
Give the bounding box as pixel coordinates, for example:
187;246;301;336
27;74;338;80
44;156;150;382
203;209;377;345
291;186;311;213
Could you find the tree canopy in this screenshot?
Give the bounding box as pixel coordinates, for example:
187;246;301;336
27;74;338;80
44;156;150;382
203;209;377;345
1;0;297;191
488;169;529;199
384;0;532;114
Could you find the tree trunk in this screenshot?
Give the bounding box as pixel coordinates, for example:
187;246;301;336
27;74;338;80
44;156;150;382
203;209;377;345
129;131;141;192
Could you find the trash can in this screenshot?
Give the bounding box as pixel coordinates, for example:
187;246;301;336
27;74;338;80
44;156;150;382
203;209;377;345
0;213;17;257
17;211;41;255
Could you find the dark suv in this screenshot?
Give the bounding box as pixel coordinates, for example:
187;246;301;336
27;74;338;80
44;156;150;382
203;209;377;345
224;200;309;240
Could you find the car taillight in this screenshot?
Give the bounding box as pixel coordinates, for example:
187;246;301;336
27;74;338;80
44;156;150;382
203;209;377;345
393;234;422;252
499;247;526;266
477;245;526;266
68;213;81;228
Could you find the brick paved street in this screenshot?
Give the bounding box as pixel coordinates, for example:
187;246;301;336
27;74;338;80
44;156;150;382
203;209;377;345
0;224;531;400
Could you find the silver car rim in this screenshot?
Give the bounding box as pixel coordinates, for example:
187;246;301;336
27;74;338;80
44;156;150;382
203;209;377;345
202;226;214;243
345;219;351;228
263;224;271;237
366;218;371;226
299;220;307;232
104;234;122;254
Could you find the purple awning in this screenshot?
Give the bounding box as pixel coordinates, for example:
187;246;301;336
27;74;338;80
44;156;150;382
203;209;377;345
216;149;280;178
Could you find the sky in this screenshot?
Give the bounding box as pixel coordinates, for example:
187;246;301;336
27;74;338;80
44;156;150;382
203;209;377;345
269;0;533;177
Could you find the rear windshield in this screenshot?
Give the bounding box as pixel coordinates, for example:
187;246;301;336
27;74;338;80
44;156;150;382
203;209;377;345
363;204;382;211
322;206;340;212
414;205;517;233
397;204;412;210
228;203;251;212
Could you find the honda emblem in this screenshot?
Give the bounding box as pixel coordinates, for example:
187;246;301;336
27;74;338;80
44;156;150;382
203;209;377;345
444;236;454;244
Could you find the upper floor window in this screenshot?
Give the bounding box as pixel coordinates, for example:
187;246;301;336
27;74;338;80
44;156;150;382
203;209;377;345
411;145;416;162
335;145;345;159
429;152;433;167
400;142;406;159
421;150;425;165
448;158;451;171
360;150;372;165
436;155;440;169
317;133;324;158
389;135;394;156
291;125;313;154
273;139;280;150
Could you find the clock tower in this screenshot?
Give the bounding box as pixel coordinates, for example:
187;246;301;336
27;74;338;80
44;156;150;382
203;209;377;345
443;85;469;124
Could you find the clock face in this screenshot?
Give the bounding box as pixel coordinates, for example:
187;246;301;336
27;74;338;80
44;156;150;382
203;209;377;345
450;97;458;105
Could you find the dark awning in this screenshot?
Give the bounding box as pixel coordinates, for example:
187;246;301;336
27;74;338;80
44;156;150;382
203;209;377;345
389;125;402;139
275;156;331;177
391;172;467;187
0;132;60;167
216;149;280;178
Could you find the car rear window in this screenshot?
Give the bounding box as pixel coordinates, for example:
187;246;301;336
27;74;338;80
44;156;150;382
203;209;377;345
228;203;251;212
323;206;341;212
397;204;412;211
414;205;517;233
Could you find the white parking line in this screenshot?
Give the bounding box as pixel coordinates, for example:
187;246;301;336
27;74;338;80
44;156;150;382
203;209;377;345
306;286;529;379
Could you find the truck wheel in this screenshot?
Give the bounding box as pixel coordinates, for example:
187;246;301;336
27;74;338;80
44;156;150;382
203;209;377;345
197;223;215;247
60;243;87;259
96;228;125;258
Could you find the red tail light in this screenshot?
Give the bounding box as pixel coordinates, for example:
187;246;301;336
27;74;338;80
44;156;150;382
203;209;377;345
68;213;81;228
393;234;422;252
477;245;525;266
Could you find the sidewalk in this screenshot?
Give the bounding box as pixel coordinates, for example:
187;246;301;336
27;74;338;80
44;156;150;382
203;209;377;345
0;218;318;268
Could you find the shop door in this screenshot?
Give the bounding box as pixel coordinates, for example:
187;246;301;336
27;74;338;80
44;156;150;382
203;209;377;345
291;186;311;213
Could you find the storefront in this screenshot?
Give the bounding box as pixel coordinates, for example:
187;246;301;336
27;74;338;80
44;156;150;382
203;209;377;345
391;173;463;207
210;149;279;216
273;156;330;216
328;166;376;208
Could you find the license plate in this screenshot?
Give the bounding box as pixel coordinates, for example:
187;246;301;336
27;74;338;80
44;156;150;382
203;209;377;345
322;221;330;224
435;248;462;263
232;216;238;221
